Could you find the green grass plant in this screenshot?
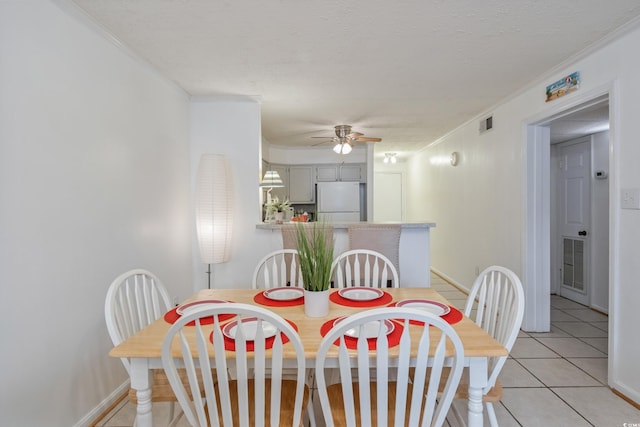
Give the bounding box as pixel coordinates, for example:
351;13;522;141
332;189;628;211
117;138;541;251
295;222;334;291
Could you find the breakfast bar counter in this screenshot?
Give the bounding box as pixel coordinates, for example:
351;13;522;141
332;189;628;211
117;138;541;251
256;221;436;287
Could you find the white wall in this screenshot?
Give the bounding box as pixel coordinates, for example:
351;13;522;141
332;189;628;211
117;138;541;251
190;99;280;290
0;1;192;425
266;144;367;164
406;23;640;403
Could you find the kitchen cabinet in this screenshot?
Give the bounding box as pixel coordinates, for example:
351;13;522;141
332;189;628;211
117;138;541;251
288;166;315;203
316;164;365;182
339;164;364;182
266;164;314;204
315;165;338;182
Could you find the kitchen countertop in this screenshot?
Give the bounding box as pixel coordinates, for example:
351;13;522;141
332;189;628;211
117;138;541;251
255;221;436;230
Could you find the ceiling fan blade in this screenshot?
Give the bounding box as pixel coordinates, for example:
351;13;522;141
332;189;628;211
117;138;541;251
311;136;334;139
311;140;332;146
355;137;382;142
348;132;364;138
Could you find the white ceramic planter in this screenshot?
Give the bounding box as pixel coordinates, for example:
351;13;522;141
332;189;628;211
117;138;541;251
304;289;330;317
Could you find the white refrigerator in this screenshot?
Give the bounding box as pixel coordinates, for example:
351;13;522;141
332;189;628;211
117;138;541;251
316;181;361;222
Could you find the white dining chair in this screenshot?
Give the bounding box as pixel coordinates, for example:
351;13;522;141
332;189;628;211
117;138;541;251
449;265;525;426
251;249;317;425
315;307;465;427
104;269;180;426
330;249;399;288
252;249;304;289
161;303;309;427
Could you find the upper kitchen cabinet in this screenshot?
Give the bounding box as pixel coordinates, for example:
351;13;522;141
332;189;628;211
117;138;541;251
288;166;315;203
340;164;365;182
315;165;338;182
316;163;365;182
266;164;315;204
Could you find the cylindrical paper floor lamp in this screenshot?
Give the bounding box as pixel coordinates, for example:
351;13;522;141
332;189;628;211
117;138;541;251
195;154;233;288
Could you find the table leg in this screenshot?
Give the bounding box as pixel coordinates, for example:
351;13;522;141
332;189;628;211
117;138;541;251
130;358;153;427
467;357;488;427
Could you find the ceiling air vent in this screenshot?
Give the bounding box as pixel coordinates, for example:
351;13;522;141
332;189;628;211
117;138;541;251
479;115;493;134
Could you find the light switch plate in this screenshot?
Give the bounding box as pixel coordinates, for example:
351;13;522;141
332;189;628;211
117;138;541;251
621;188;640;209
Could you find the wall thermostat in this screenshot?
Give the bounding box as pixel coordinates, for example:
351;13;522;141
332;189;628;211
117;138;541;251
595;171;608;179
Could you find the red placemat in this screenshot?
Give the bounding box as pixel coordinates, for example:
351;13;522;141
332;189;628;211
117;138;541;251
388;303;464;326
441;306;463;325
320;317;404;350
215;319;298;352
163;305;235;326
253;290;304;307
329;289;394;308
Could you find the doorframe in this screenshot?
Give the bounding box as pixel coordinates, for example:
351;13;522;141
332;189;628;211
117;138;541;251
522;82;618;343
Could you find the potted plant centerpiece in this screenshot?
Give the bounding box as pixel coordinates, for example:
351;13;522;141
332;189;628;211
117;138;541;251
295;222;334;317
265;196;290;224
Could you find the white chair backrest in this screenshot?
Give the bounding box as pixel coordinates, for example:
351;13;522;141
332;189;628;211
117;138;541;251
315;307;464;427
465;266;525;391
162;303;307;427
252;249;304;289
330;249;399;288
105;269;171;374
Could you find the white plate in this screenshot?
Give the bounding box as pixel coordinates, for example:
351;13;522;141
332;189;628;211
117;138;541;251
176;299;226;316
222;318;277;341
334;317;395;339
396;299;451;316
337;287;384;301
263;287;304;301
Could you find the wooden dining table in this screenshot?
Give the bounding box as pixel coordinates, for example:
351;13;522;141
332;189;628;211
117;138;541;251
110;287;507;427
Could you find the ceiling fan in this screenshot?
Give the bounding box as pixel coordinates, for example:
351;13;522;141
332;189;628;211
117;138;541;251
312;125;382;154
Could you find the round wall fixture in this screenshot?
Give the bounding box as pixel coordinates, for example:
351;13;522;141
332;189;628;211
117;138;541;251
450;152;459;166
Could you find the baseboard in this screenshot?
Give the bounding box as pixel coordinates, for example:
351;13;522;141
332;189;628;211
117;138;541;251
430;267;470;295
73;381;129;427
590;303;609;316
612;386;640;410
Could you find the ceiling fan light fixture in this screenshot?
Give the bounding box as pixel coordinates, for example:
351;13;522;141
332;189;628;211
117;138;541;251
333;142;352;154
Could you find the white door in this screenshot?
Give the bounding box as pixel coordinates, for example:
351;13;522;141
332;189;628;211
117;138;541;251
557;140;590;305
374;172;402;222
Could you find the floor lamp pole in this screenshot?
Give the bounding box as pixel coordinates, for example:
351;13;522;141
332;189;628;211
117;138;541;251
206;263;211;289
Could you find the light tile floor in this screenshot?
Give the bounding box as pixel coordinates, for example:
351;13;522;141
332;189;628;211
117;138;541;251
430;274;640;427
97;274;640;427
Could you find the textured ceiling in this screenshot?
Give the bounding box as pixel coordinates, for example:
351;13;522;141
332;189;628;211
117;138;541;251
71;0;639;158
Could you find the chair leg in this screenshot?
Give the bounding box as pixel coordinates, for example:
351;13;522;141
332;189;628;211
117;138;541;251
486;402;498;427
305;367;317;427
306;398;317;427
168;402;175;423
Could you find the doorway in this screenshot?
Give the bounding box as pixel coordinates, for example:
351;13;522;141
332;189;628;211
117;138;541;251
523;88;614;333
549;120;610;315
524;87;616;391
